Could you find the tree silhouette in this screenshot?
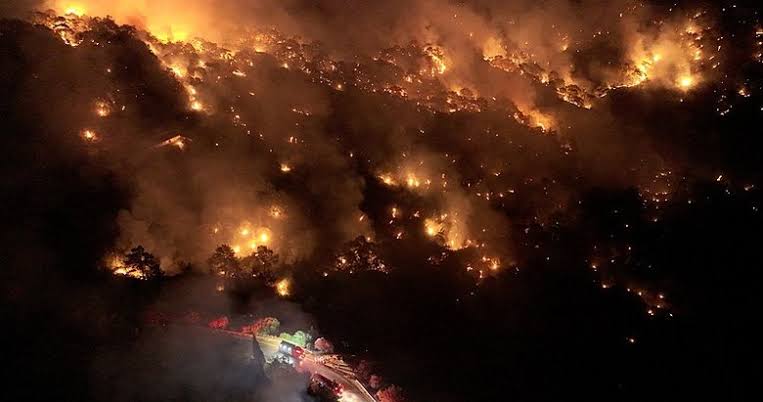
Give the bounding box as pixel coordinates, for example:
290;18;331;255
208;245;241;278
123;245;162;279
241;245;279;285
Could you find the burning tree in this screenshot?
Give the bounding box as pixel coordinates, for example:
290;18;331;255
241;245;279;284
122;246;162;279
208;244;242;278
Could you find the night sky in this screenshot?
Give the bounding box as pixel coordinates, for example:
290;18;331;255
1;1;762;401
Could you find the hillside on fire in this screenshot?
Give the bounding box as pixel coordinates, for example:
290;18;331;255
1;1;762;401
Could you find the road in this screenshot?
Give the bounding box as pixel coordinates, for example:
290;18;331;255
209;329;376;402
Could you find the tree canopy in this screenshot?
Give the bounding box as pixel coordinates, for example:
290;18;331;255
123;245;162;279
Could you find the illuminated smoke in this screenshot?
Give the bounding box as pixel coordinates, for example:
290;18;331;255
6;2;754;281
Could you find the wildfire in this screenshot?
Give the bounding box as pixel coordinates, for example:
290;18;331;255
152;28;190;44
527;111;554;132
107;254;145;280
482;37;506;60
64;4;86;17
378;173;396;186
190;100;204;111
275;278;290;297
169;65;186;78
112;267;145;279
423;46;448;76
424;218;442;237
677;75;696;90
481;256;501;271
269;205;284;219
80;129;99;142
236;223;273;251
405;174;422;188
27;6;744;309
514;108;555;133
156;135;190;150
94;100;111;117
41;1;726;120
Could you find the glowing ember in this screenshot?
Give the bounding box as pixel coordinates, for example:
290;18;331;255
378;173;396;186
80;129;99;142
677;75;695;90
424;218;441;237
107;254;145;280
424;46;448;75
275;278;290;296
169;65;186;77
269;206;284;218
482;37;506;60
94;100;110;117
156;135;190;150
482;256;501;271
190;100;204;111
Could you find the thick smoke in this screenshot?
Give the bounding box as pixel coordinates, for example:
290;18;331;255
86;278;318;402
1;0;754;274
